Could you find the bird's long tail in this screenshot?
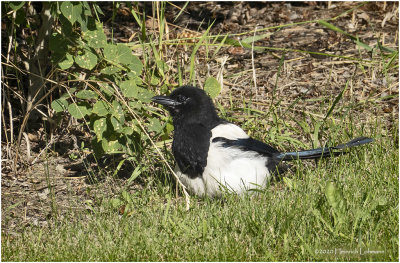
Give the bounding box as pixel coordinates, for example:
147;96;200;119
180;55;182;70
275;137;373;161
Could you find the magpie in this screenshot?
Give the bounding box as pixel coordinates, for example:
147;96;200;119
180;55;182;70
152;85;373;197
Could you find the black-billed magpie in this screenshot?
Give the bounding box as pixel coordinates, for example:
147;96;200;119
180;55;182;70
152;86;373;197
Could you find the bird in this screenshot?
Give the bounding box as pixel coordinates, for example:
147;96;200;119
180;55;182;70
151;85;373;197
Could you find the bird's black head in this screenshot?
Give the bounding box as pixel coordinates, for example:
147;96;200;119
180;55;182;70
152;85;220;128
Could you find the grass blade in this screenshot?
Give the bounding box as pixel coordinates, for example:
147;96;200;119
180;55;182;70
318;20;373;52
323;79;349;123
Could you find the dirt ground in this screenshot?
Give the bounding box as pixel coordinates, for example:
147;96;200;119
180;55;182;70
1;2;399;235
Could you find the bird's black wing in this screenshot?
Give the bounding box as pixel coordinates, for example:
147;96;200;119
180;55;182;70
172;122;212;178
212;137;284;174
212;137;280;156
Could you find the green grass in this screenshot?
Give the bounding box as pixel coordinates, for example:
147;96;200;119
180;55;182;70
2;126;398;261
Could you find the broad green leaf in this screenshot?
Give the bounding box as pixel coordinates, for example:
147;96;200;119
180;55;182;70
58;53;74;70
103;44;135;65
110;198;123;209
60;2;82;24
128;101;142;109
111;116;123;132
98;83;114;96
68;102;90;119
101;66;121;75
150;75;160;85
83;24;107;49
76;90;98;99
76;15;96;32
147;118;163;133
204;77;221;99
127;56;144;76
137;88;155;103
120;79;139;98
15;8;26;25
58;14;73;36
166;122;174;133
112;100;125;123
325;181;346;224
49;33;68;63
93;118;107;140
75;50;98;70
122;126;134;135
92;100;110;116
102;138;122;153
51;98;68;112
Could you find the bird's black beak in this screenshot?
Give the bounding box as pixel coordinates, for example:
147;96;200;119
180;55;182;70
151;96;182;108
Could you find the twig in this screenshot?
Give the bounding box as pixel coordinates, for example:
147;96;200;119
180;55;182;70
7;101;13;142
6;10;16;63
22;132;31;162
30;137;54;165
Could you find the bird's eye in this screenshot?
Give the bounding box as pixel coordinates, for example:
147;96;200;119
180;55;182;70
176;95;187;103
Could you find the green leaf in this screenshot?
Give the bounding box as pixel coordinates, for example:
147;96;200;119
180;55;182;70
9;2;25;11
15;8;26;25
76;15;96;32
325;181;346;225
101;66;121;75
127;56;144;76
51;98;69;113
60;88;76;99
137;88;155;103
147;118;163;133
68;102;90;119
120;79;139;98
98;83;114;96
103;44;135;65
58;53;74;70
204;77;221;99
102;138;122;153
111;101;125;124
76;90;98;99
111;116;123;132
94;4;104;16
60;2;82;24
49;33;68;63
150;75;160;86
83;23;107;49
74;50;98;70
128;101;142;110
122;126;134;135
110;198;123;209
93;118;107;140
58;14;73;37
92;100;110;116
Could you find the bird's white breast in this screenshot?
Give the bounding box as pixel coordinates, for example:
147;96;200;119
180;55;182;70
175;123;272;197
